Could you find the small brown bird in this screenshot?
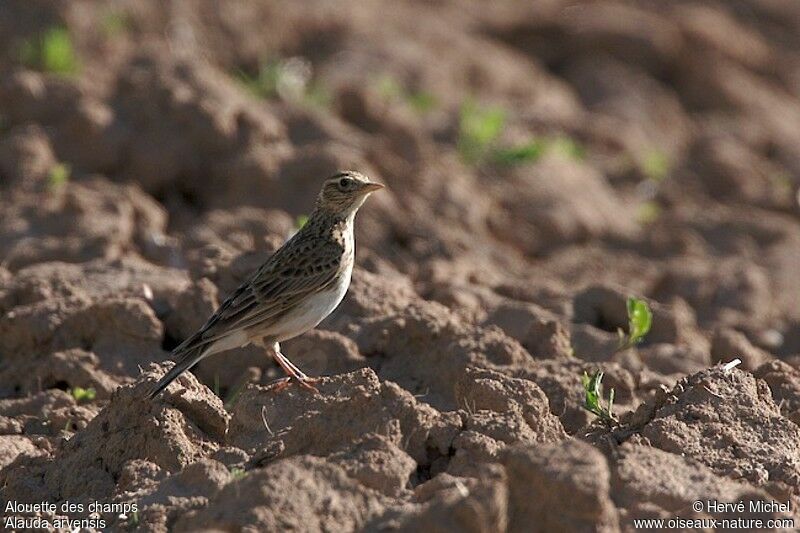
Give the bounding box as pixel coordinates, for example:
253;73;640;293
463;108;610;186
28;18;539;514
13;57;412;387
148;171;383;399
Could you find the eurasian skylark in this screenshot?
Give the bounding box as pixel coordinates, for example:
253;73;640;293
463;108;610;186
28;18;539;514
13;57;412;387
147;171;383;399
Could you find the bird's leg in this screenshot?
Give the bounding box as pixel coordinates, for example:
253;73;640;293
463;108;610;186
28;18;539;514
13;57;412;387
256;338;293;392
266;341;320;394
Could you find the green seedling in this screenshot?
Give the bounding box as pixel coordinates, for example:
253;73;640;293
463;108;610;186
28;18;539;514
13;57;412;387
640;149;670;182
237;57;328;108
229;466;246;480
20;27;80;75
295;214;309;230
636;201;662;225
236;60;283;99
69;386;96;403
582;370;616;424
492;134;585;167
374;75;437;114
458;99;506;164
618;297;652;350
493;140;547;166
47;162;71;188
549;135;586;160
375;75;403;100
224;382;245;410
407;91;437;114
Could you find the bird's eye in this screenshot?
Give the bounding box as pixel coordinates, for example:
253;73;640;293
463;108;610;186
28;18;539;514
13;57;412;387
338;177;351;190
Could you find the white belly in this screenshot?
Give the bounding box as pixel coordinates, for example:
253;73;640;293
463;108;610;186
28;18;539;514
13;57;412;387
271;264;352;342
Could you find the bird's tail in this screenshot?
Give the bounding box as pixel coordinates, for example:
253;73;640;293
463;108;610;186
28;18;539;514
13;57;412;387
146;345;207;400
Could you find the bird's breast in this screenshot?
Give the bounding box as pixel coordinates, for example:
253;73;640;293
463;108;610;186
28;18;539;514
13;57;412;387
273;260;353;342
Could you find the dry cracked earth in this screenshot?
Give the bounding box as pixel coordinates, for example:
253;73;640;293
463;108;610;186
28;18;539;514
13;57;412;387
2;0;800;531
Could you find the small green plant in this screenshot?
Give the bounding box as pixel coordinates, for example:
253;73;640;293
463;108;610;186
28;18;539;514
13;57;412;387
213;374;221;398
618;297;652;350
69;386;96;403
295;214;309;230
47;162;71;188
549;135;586;160
407;91;437;114
236;57;328;108
492;135;585;167
375;75;403;100
375;75;437;114
493;140;547;166
229;466;246;480
20;27;80;75
582;370;616;424
640;149;670;182
224;382;245;410
236;60;283;99
636;201;661;225
458;99;506;164
128;510;139;527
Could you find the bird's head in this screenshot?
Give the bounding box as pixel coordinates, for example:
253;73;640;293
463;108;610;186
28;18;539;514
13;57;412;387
315;171;384;216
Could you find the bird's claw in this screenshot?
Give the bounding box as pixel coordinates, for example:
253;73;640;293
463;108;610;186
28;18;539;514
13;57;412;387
266;375;321;395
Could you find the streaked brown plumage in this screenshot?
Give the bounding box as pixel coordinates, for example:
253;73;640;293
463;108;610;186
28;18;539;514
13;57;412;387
147;171;383;399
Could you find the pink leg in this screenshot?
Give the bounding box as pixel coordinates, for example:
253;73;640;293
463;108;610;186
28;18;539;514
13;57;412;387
266;342;320;394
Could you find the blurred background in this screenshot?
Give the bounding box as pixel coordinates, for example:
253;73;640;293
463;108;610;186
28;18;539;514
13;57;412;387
5;2;800;528
2;0;800;382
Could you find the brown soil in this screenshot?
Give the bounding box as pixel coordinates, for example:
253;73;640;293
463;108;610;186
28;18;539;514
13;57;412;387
2;1;800;531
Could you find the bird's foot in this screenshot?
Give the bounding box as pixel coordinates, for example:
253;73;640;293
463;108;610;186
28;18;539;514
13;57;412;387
294;375;321;394
265;375;321;395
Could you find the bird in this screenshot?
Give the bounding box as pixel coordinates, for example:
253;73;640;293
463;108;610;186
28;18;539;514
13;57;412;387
147;171;383;399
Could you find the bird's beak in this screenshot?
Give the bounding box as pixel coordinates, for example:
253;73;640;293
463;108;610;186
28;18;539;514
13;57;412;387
361;182;385;194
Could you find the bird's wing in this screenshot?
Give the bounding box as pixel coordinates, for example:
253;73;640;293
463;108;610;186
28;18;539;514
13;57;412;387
170;233;345;357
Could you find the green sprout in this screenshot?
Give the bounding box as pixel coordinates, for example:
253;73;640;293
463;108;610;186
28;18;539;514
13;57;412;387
236;57;328;108
236;60;283;99
458;99;506;164
295;214;309;230
407;91;437;114
213;374;221;398
493;140;547;166
375;75;437;114
640;149;670;182
375;75;403;100
582;370;616;424
20;27;80;75
618;297;652;350
549;135;586;160
636;201;662;225
492;134;585;167
47;162;71;188
69;386;96;403
224;380;247;410
229;466;246;480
